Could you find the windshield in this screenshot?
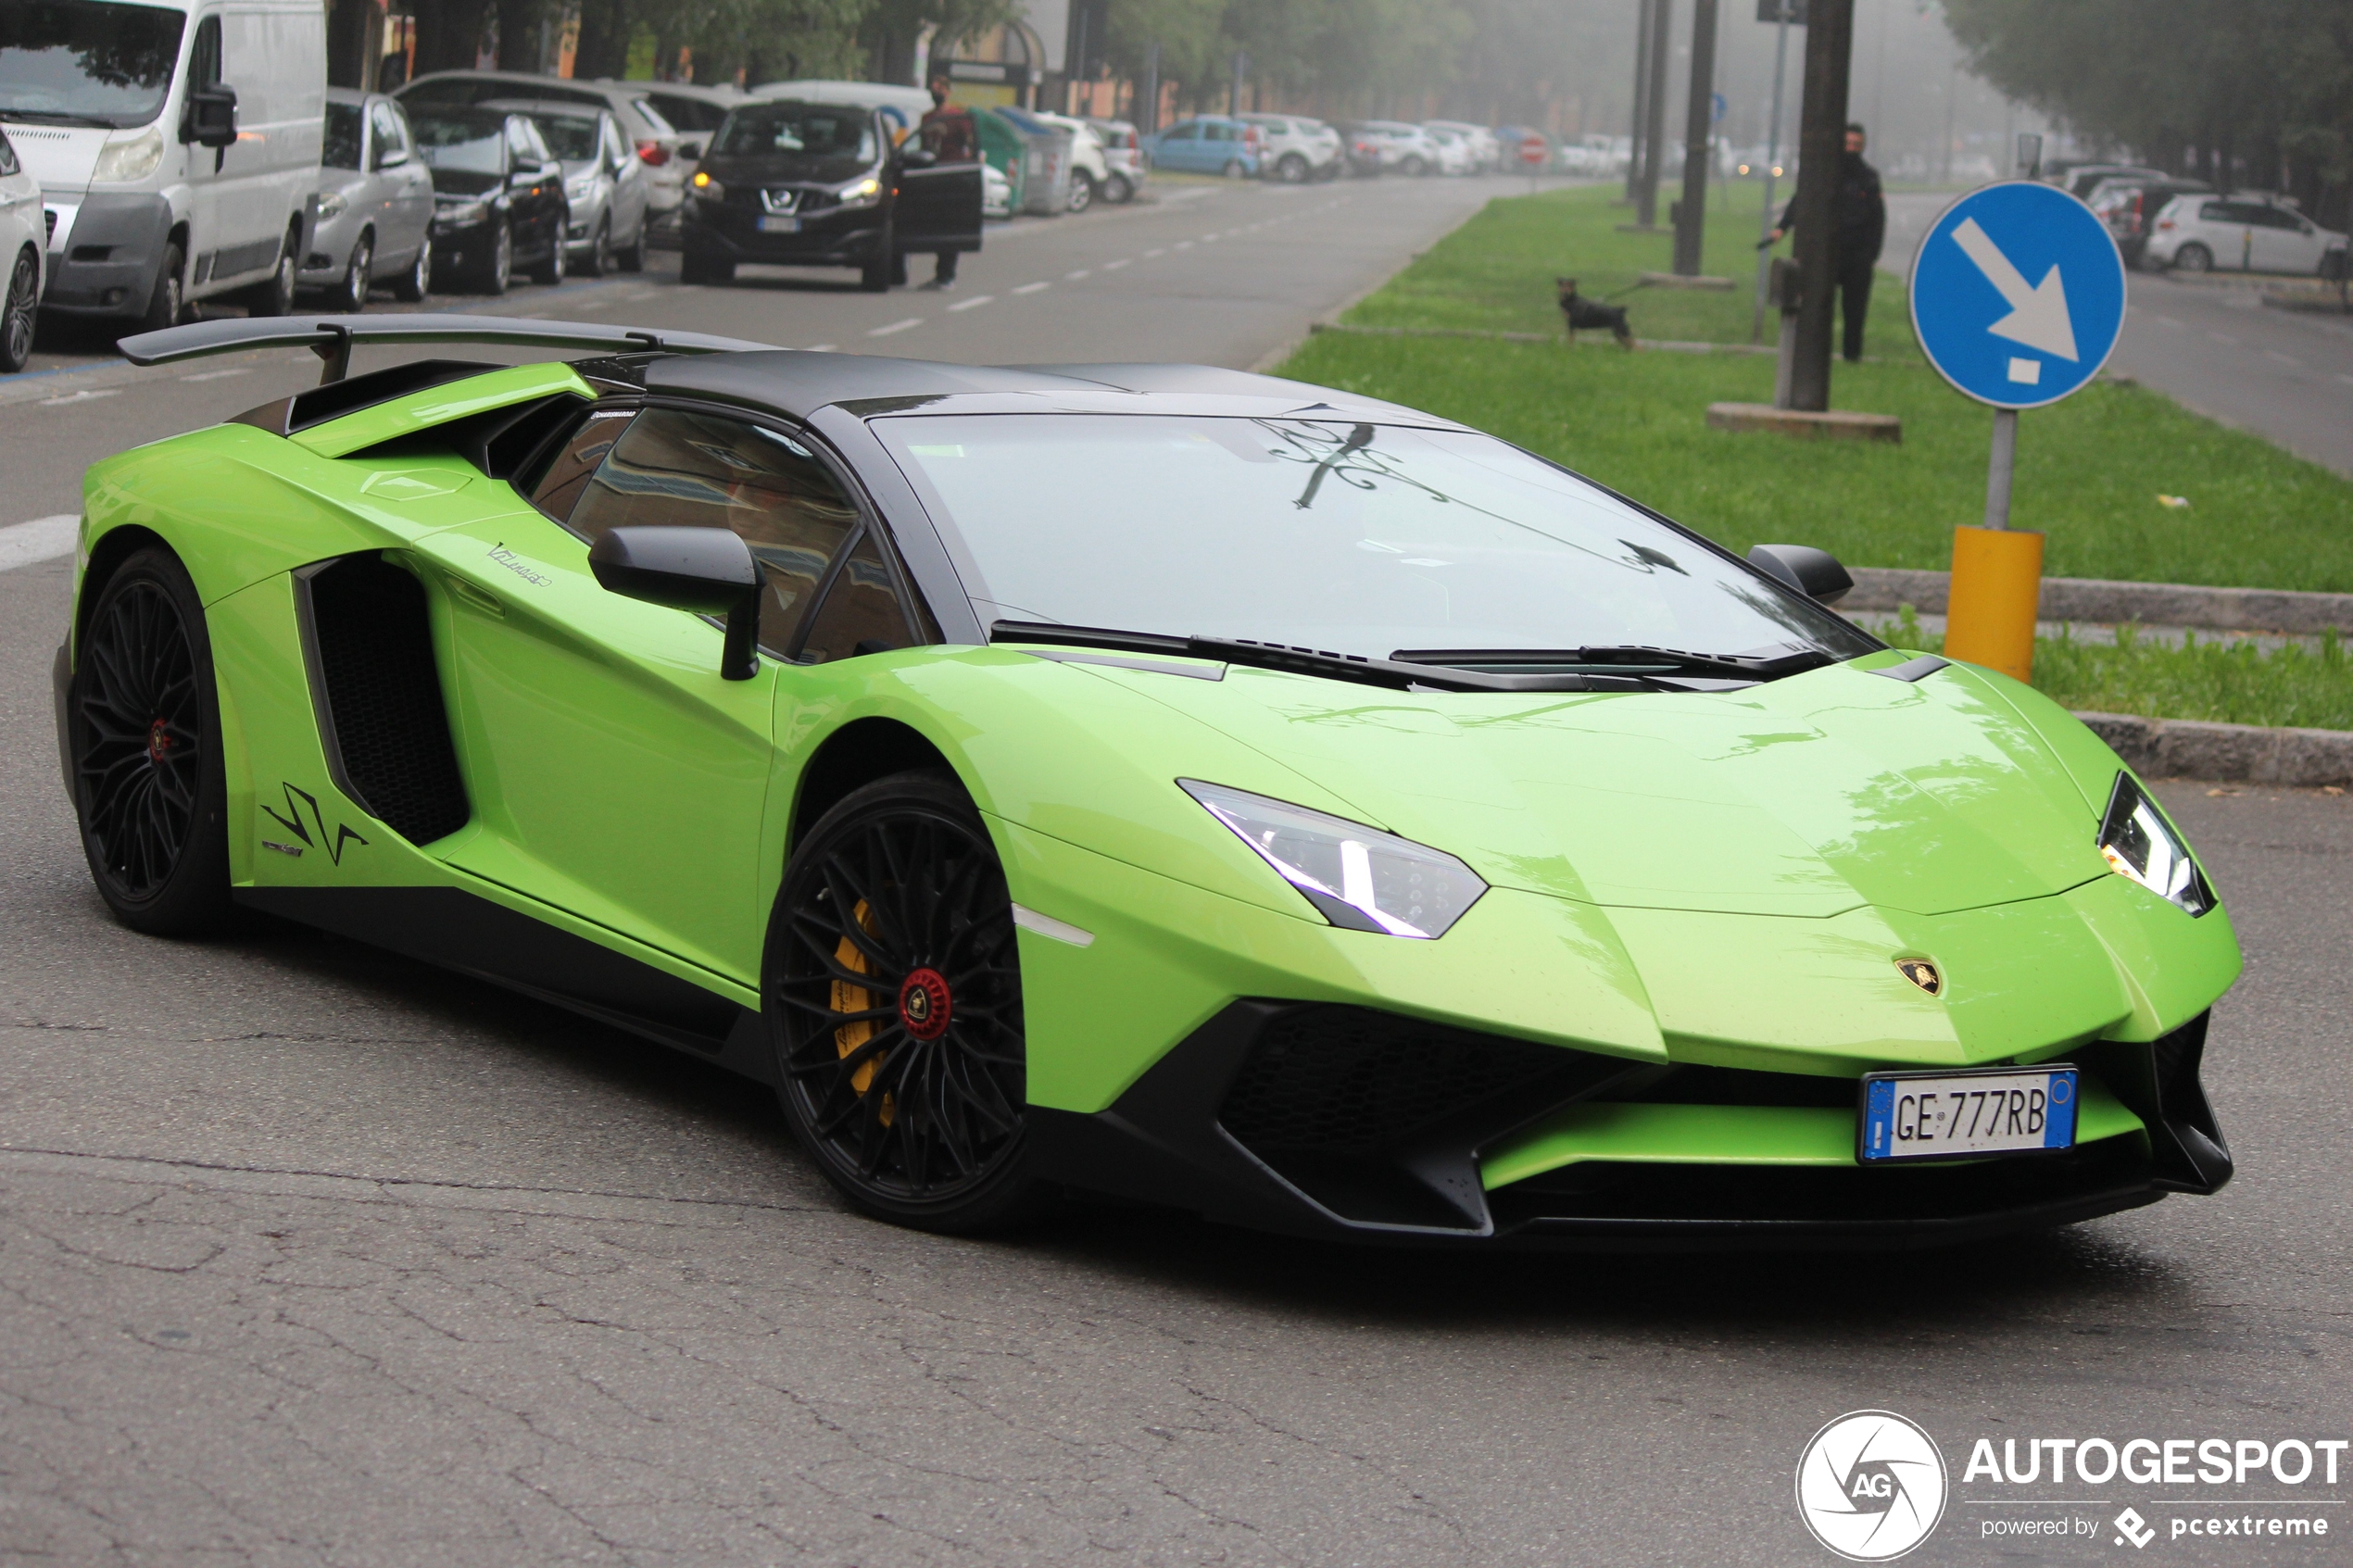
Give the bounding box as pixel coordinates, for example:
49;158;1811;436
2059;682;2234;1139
714;103;874;161
879;415;1878;665
529;112;600;160
323;100;361;168
0;0;185;127
412;111;505;175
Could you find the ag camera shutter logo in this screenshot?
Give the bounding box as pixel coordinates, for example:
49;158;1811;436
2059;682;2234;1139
1795;1411;1949;1561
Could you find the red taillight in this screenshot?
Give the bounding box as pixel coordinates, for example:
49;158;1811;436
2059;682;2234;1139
2157;218;2174;230
636;140;670;167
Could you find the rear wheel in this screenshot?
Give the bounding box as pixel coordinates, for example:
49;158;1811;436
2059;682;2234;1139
1221;158;1246;179
69;547;235;935
1402;155;1428;177
579;218;610;278
2173;242;2212;274
1277;153;1308;183
767;771;1047;1234
1;245;36;373
243;229;297;316
1105;172;1133;204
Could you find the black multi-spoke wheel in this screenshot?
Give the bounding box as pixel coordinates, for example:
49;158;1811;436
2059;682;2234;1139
766;771;1046;1232
69;547;234;934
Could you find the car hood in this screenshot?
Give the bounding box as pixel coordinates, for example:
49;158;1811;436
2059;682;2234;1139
4;121;101;194
1081;652;2112;920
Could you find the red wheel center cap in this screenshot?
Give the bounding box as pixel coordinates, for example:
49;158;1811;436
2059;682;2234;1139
146;719;173;764
899;968;952;1040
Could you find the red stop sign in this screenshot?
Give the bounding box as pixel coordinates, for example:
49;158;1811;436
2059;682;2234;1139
1519;133;1548;167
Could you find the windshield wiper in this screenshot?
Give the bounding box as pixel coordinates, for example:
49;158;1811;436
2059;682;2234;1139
1389;645;1839;682
990;621;1656;694
0;108;117;127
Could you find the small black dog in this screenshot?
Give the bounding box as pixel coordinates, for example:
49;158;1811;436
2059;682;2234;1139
1555;277;1635;349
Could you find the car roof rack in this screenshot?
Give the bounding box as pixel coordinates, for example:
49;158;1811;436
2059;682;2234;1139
119;313;778;385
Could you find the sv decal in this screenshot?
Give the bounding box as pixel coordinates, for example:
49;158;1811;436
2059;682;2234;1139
260;784;371;866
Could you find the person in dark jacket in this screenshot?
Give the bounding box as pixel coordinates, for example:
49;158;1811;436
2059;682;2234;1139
916;74;976;289
1769;123;1887;362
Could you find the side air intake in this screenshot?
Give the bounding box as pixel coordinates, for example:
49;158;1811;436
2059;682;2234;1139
298;554;471;846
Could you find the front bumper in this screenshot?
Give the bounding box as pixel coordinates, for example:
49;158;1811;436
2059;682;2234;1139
683;205;887;267
1029;1003;2230;1250
38;191;170;318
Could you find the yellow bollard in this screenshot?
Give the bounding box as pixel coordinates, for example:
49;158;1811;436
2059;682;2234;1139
1944;524;2044;681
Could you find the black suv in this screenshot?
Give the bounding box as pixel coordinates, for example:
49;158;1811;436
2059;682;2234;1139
681;100;979;291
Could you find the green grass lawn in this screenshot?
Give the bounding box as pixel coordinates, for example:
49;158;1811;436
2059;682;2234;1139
1279;184;2353;729
1297;185;2353;594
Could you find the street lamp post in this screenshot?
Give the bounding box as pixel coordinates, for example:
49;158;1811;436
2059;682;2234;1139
1672;0;1720;275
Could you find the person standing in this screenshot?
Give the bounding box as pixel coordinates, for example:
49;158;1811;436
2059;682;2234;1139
1768;123;1886;362
916;74;977;290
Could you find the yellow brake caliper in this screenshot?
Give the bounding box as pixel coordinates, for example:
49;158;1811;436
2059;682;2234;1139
832;899;894;1125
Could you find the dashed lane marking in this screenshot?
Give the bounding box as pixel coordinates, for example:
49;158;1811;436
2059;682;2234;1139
1012;281;1051;295
0;514;79;571
180;368;250;383
867;318;924;337
946;295;994;311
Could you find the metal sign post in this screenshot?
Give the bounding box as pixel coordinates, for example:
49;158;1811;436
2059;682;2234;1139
1909;182;2127;680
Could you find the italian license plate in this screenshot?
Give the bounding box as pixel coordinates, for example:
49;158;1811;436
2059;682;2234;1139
757;215;800;233
1858;1066;2078;1162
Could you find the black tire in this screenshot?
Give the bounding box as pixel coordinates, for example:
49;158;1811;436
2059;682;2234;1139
1066;170;1095;212
616;220;646;273
1277;153;1308;184
331;231;372;313
1105;172;1133;204
680;243;732;284
528;217;565;285
766;771;1048;1234
1402;155;1428;177
579;217;610;278
391;233;431;302
136;243;184;333
244;229;297;316
1;245;36;373
68;546;236;936
476;221;513;295
1222;158;1246;179
2173;242;2212;274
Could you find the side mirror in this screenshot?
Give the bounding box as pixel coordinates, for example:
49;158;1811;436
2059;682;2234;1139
1747;543;1854;607
898;145;937;169
373;144;409;170
183;82;237;148
588;527;764;679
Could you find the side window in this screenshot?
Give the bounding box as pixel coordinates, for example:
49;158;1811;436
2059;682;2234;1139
799;532;914;664
188;15;221;88
2197;202;2228;223
1165;122;1198;142
563;408;864;652
529;407;635;522
1206;122;1235;143
503;118;535;164
369;101;404;165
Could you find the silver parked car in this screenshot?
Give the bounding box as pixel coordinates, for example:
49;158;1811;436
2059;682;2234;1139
398;71;693;239
303;89;434;310
484;99;649;275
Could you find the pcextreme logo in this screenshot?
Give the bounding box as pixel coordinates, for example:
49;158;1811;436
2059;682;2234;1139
1796;1411;1950;1562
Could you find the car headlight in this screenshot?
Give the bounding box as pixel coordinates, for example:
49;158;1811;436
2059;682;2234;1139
835;174;882;209
435;198;490;226
1180;780;1485;937
566;173;596;201
690;170;724;200
314;190;347;220
2097;772;2212;916
92;126;164;184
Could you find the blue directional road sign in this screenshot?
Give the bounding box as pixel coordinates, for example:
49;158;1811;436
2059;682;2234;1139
1908;181;2127;410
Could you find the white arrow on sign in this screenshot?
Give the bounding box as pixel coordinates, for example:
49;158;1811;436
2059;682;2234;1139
1950;217;2080;361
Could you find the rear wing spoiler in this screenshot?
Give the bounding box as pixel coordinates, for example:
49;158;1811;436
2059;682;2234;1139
120;313;779;385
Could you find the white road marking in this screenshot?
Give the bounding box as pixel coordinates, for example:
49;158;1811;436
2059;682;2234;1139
180;368;250;383
2265;349;2302;367
945;294;993;312
867;318;924;337
2207;332;2238;345
1173;241;1194;250
1064;269;1090;280
806;344;837;353
1012;281;1051;295
40;388;118;408
0;514;78;571
1101;257;1130;270
1143;247;1165;257
1201;234;1220;243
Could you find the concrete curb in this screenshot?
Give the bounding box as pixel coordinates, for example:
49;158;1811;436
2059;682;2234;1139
2074;712;2353;787
1847;568;2353;636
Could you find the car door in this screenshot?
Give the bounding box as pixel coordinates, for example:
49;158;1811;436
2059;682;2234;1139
416;403;868;984
2249;207;2315;274
603;114;647;244
370;98;432;266
899;110;982;255
1156;120;1201;172
1202;119;1239;171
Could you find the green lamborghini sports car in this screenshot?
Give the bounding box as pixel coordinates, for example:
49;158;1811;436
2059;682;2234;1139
57;314;2239;1248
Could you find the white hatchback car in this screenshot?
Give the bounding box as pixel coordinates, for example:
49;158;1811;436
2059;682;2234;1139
2147;194;2349;276
1234;115;1342;183
0;125;44;372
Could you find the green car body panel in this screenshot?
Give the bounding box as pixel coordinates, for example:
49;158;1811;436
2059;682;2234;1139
60;338;2243;1247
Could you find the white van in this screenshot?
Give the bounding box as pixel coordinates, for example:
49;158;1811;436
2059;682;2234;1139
2;0;325;331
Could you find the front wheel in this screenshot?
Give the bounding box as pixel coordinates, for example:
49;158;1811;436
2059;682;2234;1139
1277;153;1308;183
579;218;610;278
528;219;565;285
2172;242;2212;274
1066;171;1095;212
391;233;431;302
767;771;1048;1233
136;244;184;333
1402;155;1428;177
1105;172;1133;204
1221;158;1246;179
1;245;36;373
69;546;236;935
472;221;513;295
331;232;372;313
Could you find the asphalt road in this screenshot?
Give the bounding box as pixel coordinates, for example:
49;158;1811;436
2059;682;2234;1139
5;173;2352;1566
1886;191;2353;477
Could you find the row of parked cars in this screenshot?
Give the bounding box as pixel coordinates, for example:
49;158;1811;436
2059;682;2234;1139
1139;116;1511;183
2051;163;2349;277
